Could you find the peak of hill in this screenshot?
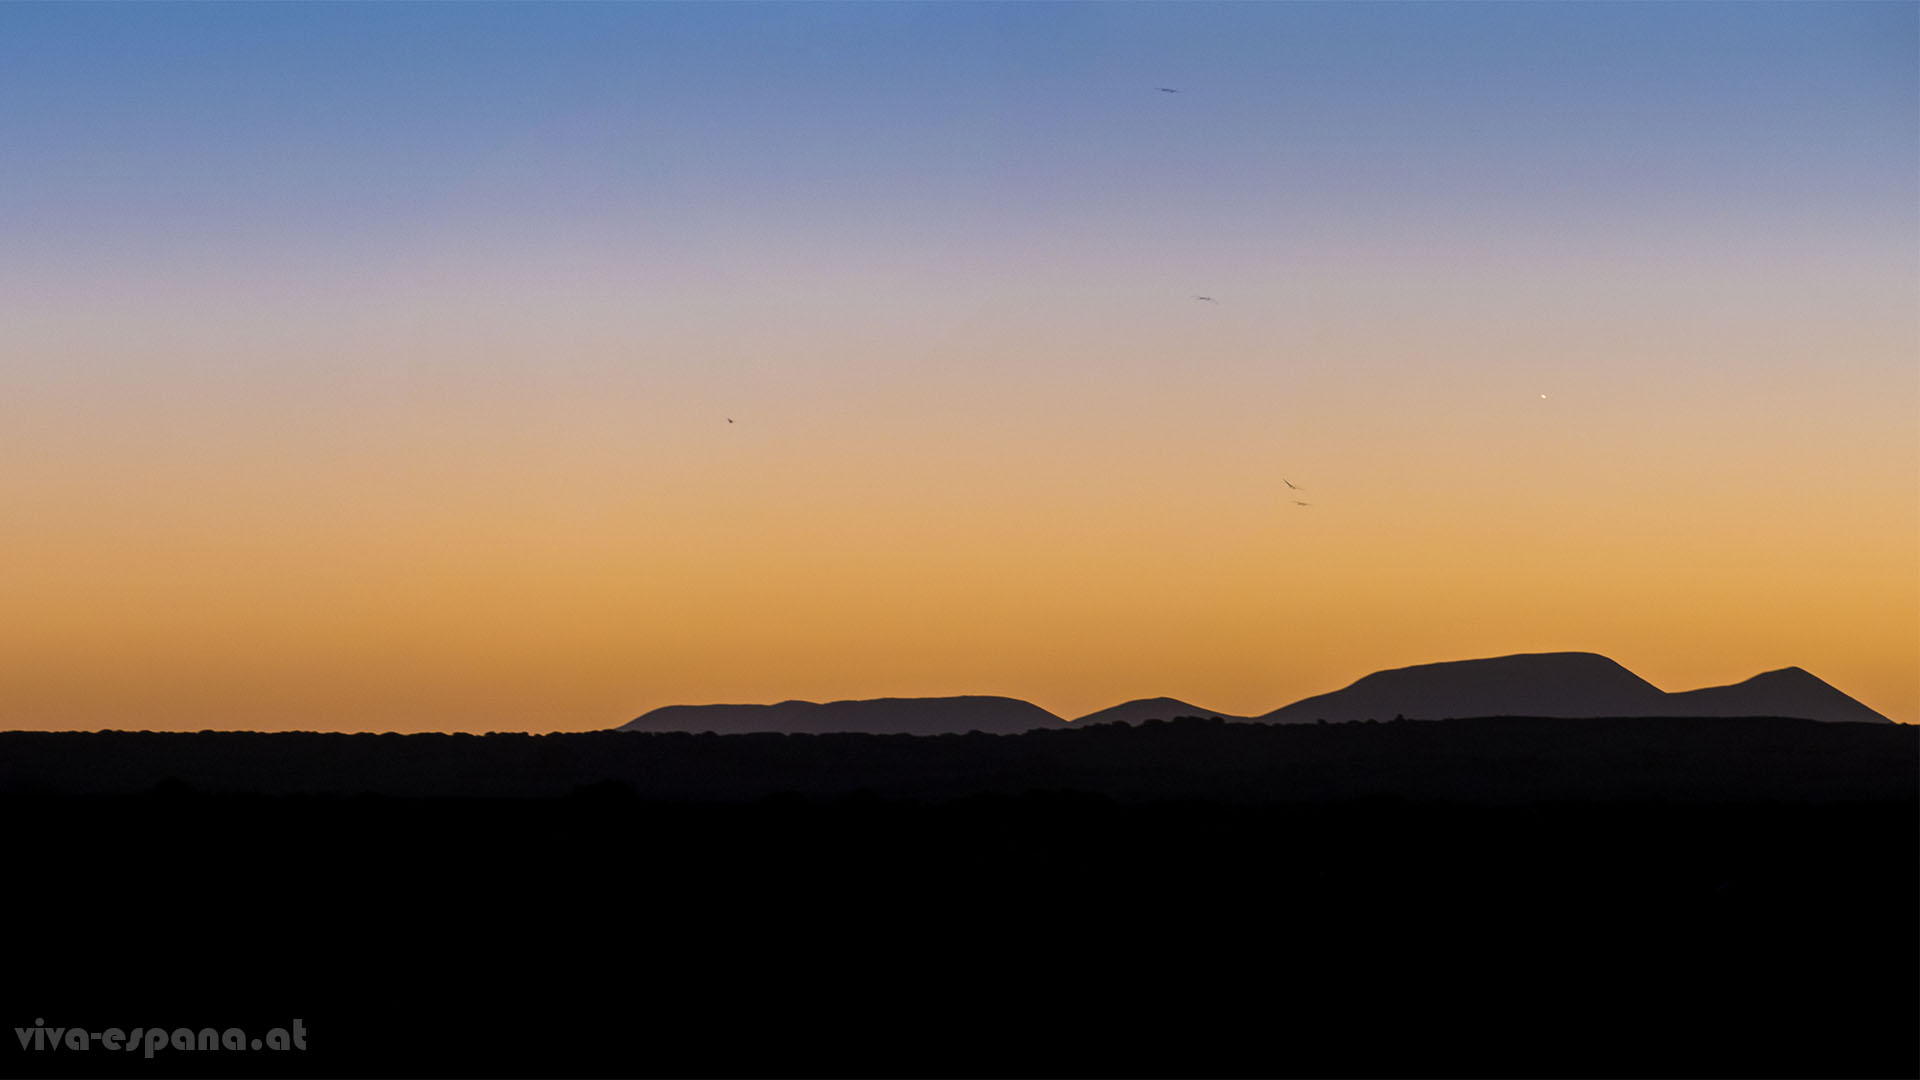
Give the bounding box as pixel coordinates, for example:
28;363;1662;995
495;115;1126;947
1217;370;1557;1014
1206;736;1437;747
1667;667;1893;724
1070;698;1247;726
618;695;1064;736
1258;652;1673;724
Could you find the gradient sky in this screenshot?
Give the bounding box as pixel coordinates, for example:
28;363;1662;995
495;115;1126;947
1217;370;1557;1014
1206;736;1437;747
3;2;1914;731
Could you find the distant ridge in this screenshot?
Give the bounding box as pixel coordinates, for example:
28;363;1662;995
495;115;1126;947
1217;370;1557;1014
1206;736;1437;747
619;695;1064;736
1071;697;1248;726
618;654;1893;732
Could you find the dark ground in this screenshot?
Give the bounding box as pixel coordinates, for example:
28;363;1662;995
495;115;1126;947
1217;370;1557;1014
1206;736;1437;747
4;719;1914;1078
1;715;1912;802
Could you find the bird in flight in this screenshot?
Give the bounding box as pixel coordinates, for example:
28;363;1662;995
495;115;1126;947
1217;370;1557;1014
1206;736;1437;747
1293;501;1311;507
1156;87;1180;93
726;418;734;424
1283;478;1301;490
1193;295;1218;304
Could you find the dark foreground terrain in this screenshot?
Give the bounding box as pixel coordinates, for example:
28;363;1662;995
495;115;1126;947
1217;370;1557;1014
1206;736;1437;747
5;719;1915;1078
1;715;1912;802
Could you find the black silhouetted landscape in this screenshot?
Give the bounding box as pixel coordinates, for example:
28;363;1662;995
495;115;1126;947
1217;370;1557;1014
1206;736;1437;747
6;694;1916;1077
1;714;1911;803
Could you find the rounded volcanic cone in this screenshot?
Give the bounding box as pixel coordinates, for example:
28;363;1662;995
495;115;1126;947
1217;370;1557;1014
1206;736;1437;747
1664;667;1894;723
1257;652;1672;723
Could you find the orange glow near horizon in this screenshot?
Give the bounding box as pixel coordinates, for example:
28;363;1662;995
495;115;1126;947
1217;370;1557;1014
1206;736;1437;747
3;281;1912;731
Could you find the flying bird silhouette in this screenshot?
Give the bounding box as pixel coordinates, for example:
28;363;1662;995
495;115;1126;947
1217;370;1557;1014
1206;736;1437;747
1193;295;1218;304
1293;501;1311;507
1283;478;1300;490
726;418;734;424
1156;87;1180;93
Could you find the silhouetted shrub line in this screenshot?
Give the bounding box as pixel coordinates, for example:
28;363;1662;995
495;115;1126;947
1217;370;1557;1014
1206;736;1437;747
0;717;1909;803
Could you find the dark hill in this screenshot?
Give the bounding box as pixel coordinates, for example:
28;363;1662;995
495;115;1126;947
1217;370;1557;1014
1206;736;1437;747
1259;652;1670;723
618;695;1064;735
1070;697;1247;725
1667;667;1893;724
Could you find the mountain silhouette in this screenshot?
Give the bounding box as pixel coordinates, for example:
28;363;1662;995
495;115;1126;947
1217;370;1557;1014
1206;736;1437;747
1665;667;1894;724
1256;652;1892;724
615;654;1893;732
1258;652;1670;723
619;695;1065;735
1070;697;1248;725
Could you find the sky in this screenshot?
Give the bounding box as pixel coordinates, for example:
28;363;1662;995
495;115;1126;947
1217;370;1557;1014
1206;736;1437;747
2;2;1914;732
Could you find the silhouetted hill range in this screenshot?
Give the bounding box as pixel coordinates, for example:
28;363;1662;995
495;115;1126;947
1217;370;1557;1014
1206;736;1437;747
622;652;1891;733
